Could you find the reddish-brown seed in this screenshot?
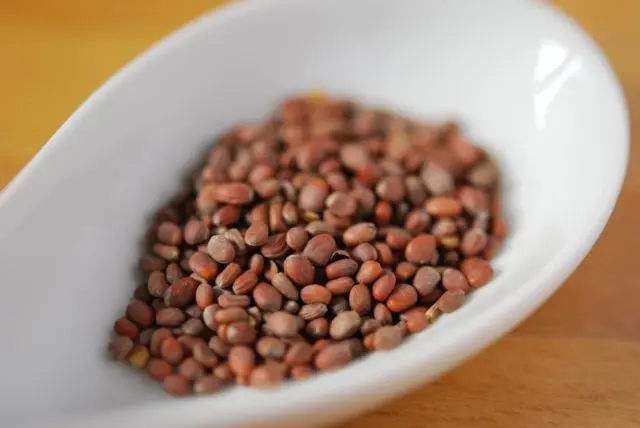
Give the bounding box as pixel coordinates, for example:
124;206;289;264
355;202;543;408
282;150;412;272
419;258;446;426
156;308;186;327
109;336;134;360
330;311;362;340
139;254;168;273
149;328;173;356
212;183;254;205
374;303;393;324
325;276;355;295
374;242;394;266
437;289;467;313
376;176;405;203
164;277;199;308
285;342;314;365
202;304;219;331
386;283;418;313
431;218;457;237
285;226;308;252
385;227;413;250
483;236;502;260
215;307;250;324
114;318;139;339
266;311;304;336
372;270;397;302
283;255;315;286
126;300;154;327
193;375;224;395
426;196;462;217
458;186;490;214
253;282;283;312
207;235;236;264
298;179;329;212
213;363;234;383
208;336;230;358
314;342;352;371
372;326;403;350
147;271;169;298
295;284;330;304
343;222;377;247
163;374;191;396
421;163;454;196
356;260;384;284
325;258;359;279
228;346;255;376
302;234;337;266
182;318;205;336
183;219;210;246
157;221;182;245
226;321;257;345
153;243;180;262
194;282;214;309
374;201;394;225
360;318;382;336
351;243;379;263
256;337;287;360
218;293;252;308
460;228;488;256
305;220;336;236
298;303;328;321
413;266;441;297
134;284;154;303
178;357;204;380
261;233;289;258
250;364;285;388
305;317;329;337
325;192;357;217
442;268;470;291
192;343;219;368
232;270;259;295
244;222;269;247
405;210;431;234
405;234;437;265
492;216;508;239
271;272;299;300
160;337;184;364
290;365;315;380
188;252;218;281
349;283;372;315
395;262;418;281
212;205;242;226
460;257;494;288
147;358;173;381
402;308;430;333
215;262;242;288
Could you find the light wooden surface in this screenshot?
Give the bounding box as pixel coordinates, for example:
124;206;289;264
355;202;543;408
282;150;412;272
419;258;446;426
1;1;639;426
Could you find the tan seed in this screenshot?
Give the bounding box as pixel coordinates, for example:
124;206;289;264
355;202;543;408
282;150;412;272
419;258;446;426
286;226;309;252
250;364;285;388
109;336;134;361
256;337;287;359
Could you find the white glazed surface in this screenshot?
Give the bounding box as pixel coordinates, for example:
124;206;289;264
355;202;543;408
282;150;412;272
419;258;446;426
0;0;628;427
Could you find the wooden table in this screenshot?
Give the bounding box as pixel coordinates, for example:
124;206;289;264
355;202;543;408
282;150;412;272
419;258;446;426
1;1;638;426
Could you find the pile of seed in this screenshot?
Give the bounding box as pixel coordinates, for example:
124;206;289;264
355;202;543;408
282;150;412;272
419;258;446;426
108;95;507;396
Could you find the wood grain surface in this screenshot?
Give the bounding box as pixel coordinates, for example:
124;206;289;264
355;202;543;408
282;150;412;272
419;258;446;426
1;1;638;426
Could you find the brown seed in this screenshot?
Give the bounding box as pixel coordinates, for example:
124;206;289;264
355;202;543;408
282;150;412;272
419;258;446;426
372;326;403;350
177;336;207;355
213;205;242;226
425;196;462;217
468;160;498;188
213;363;234;383
325;192;357;217
349;283;372;315
153;244;180;262
244;222;269;247
285;342;314;365
437;289;467;313
192;283;213;309
290;365;314;380
250;364;285;388
460;257;494;288
376;176;405;203
208;336;230;358
147;271;169;298
215;307;249;324
285;226;308;252
413;266;441;297
374;201;394;225
442;268;470;291
138;328;154;346
139;255;168;273
405;210;431;234
405;234;437;265
460;228;488;256
431;218;457;237
386;283;419;313
261;233;288;258
314;342;352;371
325;258;359;279
351;243;378;263
395;262;418;281
283;255;315;286
422;163;454;196
232;270;259;295
305;220;336;236
405;176;428;206
302;234;337;266
256;337;287;359
126;300;154;327
282;201;299;225
402;308;430;333
483;236;502;260
268;202;287;233
151;298;167;312
351;185;376;215
179;357;204;380
163;374;191;396
215;262;242;288
147;358;173;381
218;294;251;308
458;186;490;214
185;304;203;318
193;375;224;395
298;303;328;321
150;328;173;356
343;222;377;247
253;282;283;312
298;179;329;212
385;227;412;250
166;262;184;283
207;235;236;264
164;277;199;308
300;284;332;304
356;260;384;284
271;272;299;300
372;270;397;302
212;183;254;205
156;308;186;327
330;311;362;340
192;343;219;368
360;318;382;336
114;318;139;339
183;219;210;246
134;283;154;303
266;311;304;336
160;337;184;364
109;335;134;360
492;216;508;239
202;304;220;331
157;221;182;246
226;321;257;345
228;346;255;376
305;317;329;337
325;276;355;295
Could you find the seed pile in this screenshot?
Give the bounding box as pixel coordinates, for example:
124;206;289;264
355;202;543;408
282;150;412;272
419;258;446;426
109;95;507;396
